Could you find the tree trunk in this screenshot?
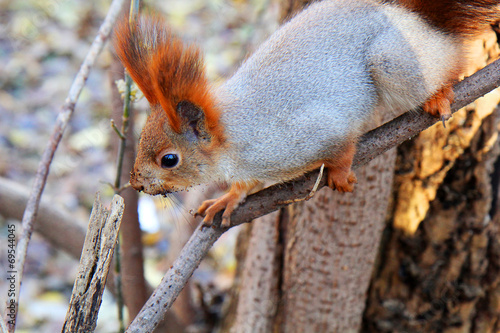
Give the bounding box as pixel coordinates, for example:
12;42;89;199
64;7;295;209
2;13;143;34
274;149;396;332
363;31;500;333
223;3;500;332
226;212;282;333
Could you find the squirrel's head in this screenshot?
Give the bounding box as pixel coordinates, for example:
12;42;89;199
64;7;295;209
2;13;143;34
130;101;222;195
113;13;224;195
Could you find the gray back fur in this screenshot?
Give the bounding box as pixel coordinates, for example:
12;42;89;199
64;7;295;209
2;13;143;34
214;0;460;184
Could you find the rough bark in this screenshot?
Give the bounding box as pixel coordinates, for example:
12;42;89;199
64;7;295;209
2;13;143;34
277;149;397;332
62;194;124;332
228;212;282;333
363;30;500;332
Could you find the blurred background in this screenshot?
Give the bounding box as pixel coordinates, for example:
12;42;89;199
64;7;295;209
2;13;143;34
0;0;278;331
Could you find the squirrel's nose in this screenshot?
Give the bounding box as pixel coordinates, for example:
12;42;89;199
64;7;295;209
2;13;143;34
130;169;144;191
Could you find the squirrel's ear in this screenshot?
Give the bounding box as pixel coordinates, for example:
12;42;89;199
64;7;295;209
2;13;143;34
114;13;224;143
176;101;211;143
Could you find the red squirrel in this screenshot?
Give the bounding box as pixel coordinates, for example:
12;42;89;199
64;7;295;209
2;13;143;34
114;0;500;227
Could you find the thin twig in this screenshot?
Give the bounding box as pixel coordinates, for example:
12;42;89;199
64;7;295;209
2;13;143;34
113;53;131;333
113;3;140;332
111;119;126;140
126;59;500;333
113;73;132;191
277;163;325;204
7;0;127;331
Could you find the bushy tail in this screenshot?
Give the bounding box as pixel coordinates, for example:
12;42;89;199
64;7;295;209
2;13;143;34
388;0;500;36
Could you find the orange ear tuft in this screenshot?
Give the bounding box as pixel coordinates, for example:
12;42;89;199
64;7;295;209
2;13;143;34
113;14;160;105
148;26;218;135
113;14;222;140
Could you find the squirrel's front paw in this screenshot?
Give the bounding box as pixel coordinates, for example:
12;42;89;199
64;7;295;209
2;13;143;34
197;194;240;227
196;182;254;227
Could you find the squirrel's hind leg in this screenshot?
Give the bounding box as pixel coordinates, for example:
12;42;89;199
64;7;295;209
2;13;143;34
423;83;454;123
321;142;357;193
197;181;257;227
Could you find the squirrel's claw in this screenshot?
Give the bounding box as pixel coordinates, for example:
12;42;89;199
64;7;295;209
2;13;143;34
197;182;254;228
441;115;449;128
196;199;218;218
423;84;453;125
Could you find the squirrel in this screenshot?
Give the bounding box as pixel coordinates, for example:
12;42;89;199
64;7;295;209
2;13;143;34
113;0;500;227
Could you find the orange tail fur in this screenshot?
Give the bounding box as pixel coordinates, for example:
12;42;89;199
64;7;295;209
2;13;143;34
388;0;500;36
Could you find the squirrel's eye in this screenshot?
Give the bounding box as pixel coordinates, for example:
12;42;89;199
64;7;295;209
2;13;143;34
160;154;179;168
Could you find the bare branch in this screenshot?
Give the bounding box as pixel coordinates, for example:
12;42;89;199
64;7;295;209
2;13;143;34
126;58;500;333
7;0;128;330
0;177;86;259
62;194;124;332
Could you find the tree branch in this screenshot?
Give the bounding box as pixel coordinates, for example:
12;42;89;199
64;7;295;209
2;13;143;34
0;177;86;259
126;58;500;333
6;0;127;331
62;194;124;333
